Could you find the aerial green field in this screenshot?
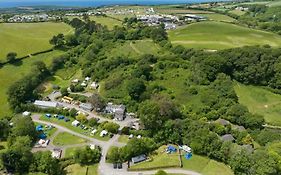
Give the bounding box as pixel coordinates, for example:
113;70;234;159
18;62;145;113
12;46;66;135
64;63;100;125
90;16;123;29
168;21;281;50
129;145;180;170
234;83;281;126
53;132;88;146
0;22;73;60
229;9;246;16
65;164;98;175
182;154;234;175
0;50;64;117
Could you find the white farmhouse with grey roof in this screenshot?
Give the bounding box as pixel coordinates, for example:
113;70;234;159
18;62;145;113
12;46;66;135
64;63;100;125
105;103;126;121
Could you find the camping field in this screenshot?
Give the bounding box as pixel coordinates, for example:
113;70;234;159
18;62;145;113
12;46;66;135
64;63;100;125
182;154;233;175
0;22;73;60
0;50;65;117
168;21;281;50
234;83;281;126
65;164;98;175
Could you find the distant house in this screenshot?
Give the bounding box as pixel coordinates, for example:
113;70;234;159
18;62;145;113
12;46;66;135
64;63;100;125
62;96;73;104
131;154;147;164
105;103;126;121
34;100;58;109
72;120;80;127
79;103;93;111
221;134;235;142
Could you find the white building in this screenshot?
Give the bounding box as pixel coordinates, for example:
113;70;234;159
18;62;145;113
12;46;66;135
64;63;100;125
34;100;58;109
72;120;80;127
100;130;108;137
22;111;31;117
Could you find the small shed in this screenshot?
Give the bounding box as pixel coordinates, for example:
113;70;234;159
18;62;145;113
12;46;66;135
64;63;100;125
132;154;147;164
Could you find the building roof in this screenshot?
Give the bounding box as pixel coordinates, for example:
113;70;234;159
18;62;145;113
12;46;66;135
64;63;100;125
132;154;147;164
34;100;58;108
221;134;235;142
79;103;93;111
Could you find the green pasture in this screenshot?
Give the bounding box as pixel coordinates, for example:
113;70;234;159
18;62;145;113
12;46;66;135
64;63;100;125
90;16;123;29
118;135;129;143
65;146;86;158
129;145;180;170
182;154;233;175
155;8;213;14
168;21;281;50
65;163;98;175
0;22;72;60
234;83;281;126
53;132;87;146
229;9;246;16
0;50;64;117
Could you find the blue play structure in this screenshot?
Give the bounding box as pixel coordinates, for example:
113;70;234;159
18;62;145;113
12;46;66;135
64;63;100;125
185;153;192;160
45;114;51;118
36;125;44;131
167;145;177;153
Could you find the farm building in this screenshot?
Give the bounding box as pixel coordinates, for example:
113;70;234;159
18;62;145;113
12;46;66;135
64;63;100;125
34;100;58;109
79;103;93;111
105;103;126;121
62;96;73;103
131;154;147;164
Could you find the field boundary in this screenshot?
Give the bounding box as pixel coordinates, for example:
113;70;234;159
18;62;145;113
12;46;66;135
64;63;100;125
0;48;54;67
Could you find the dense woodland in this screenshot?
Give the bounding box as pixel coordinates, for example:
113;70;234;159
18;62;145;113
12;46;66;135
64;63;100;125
1;11;281;175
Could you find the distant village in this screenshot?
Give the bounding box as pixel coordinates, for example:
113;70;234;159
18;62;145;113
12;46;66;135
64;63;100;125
7;14;62;23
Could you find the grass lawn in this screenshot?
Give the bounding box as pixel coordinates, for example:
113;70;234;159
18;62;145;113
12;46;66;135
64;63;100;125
234;83;281;126
40;115;111;141
129;145;180;170
53;132;87;146
168;21;281;50
64;146;86;158
182;154;233;175
0;22;72;60
0;50;65;117
229;10;246;16
90;16;123;29
65;163;98;175
118;135;129;143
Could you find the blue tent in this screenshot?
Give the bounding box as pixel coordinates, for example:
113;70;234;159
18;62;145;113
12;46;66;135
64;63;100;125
167;145;177;153
58;115;65;120
45;114;51;118
38;133;47;139
36;125;43;131
185;153;192;160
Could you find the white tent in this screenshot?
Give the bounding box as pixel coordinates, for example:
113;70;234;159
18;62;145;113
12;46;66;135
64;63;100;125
72;120;80;127
100;130;108;137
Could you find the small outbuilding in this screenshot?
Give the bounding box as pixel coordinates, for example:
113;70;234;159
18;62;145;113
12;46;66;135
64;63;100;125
22;111;31;117
131;154;147;164
34;100;58;109
79;103;93;111
100;130;108;137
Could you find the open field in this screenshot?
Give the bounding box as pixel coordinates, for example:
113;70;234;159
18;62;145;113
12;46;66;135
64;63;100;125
0;50;64;117
65;146;86;158
168;21;281;50
65;164;98;175
129;145;180;170
155;8;214;14
90;16;123;29
234;83;281;126
229;9;246;16
239;0;281;7
53;132;88;146
182;154;233;175
118;135;129;143
0;22;72;60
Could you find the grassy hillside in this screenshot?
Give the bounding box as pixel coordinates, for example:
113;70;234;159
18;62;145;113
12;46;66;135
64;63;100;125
199;13;236;22
168;21;281;50
0;22;72;60
90;16;123;29
234;83;281;126
0;50;64;117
